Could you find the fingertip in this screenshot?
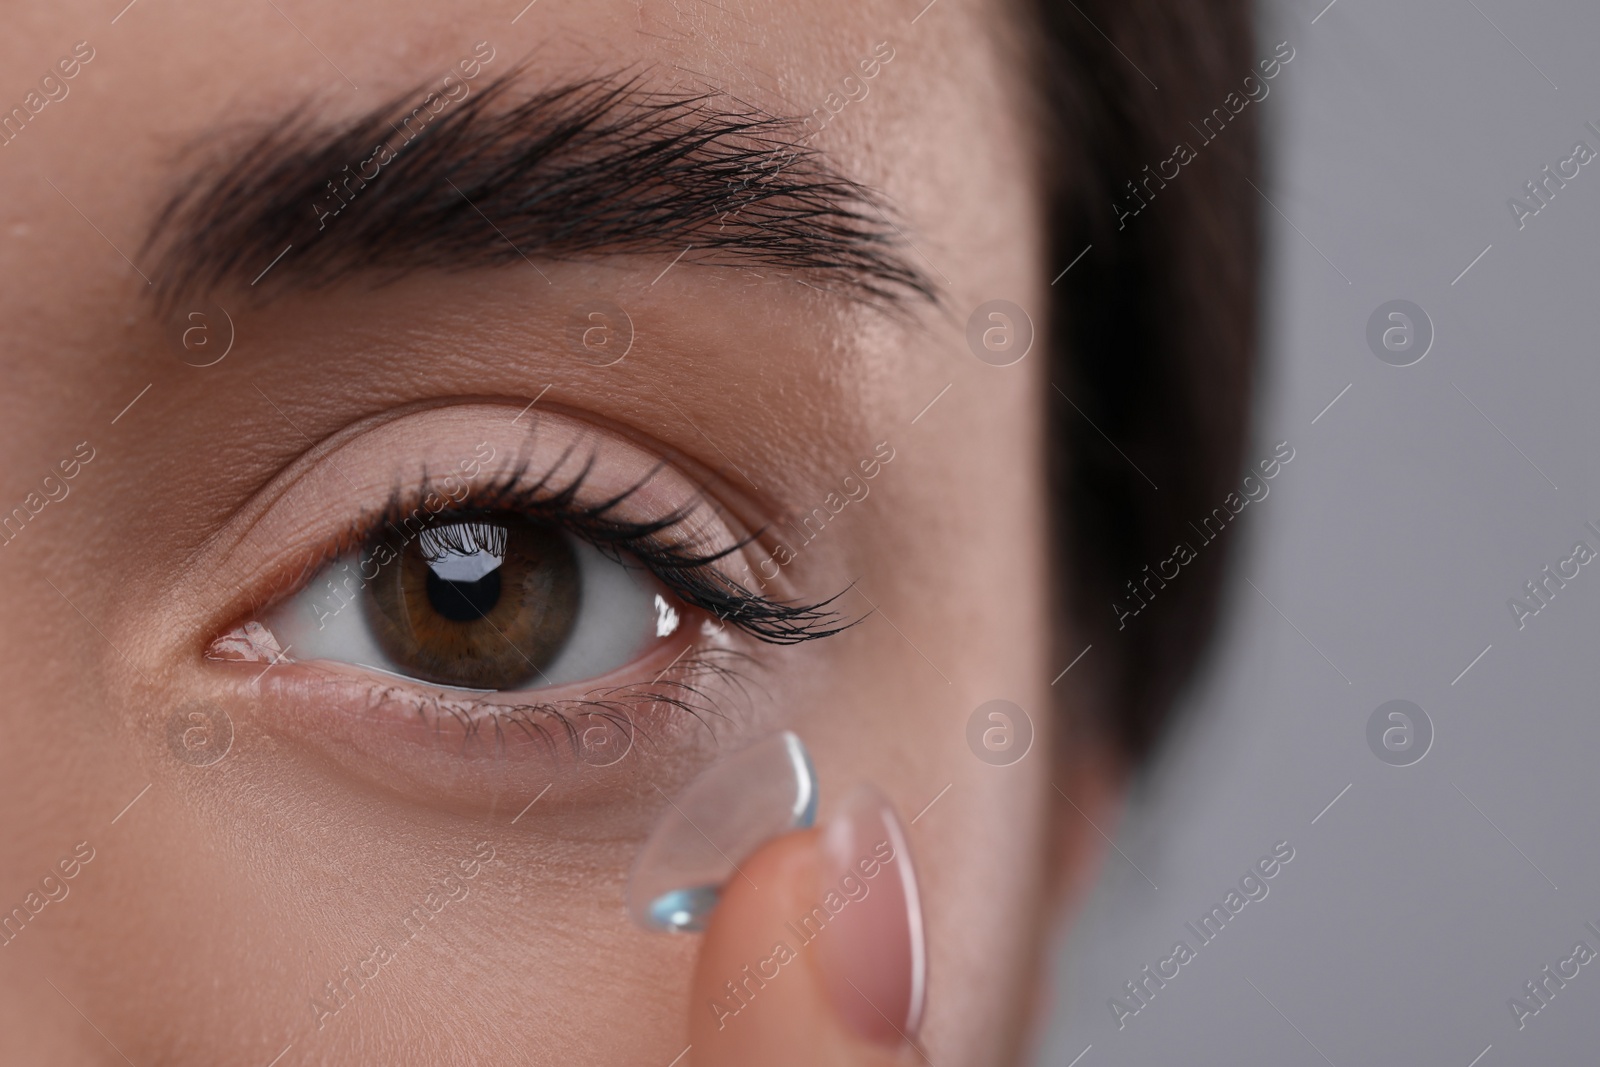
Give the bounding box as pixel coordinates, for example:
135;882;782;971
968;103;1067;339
686;799;926;1067
689;827;833;1066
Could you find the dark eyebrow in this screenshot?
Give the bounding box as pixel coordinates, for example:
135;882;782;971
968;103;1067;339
142;69;936;311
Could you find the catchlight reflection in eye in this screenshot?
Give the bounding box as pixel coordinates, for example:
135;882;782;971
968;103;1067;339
255;511;680;692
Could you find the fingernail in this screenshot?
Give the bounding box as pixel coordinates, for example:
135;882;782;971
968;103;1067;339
812;784;926;1047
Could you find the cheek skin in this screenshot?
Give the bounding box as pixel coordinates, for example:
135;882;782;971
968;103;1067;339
812;362;1056;1063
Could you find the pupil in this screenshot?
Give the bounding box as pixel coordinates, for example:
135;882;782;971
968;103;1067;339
426;566;503;622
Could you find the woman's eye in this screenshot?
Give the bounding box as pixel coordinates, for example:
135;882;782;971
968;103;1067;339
259;509;681;691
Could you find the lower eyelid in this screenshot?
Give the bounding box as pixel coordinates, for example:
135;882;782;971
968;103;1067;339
207;633;755;811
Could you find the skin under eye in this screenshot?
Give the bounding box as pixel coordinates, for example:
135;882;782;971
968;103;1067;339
262;509;679;691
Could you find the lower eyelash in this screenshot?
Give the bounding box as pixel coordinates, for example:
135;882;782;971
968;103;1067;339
333;646;757;759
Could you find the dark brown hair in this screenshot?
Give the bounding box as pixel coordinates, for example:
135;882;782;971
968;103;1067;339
1028;1;1261;763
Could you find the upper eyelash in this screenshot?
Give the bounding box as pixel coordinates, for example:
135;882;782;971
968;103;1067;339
313;451;852;645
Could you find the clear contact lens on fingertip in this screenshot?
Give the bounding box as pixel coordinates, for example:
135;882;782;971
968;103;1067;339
626;730;817;933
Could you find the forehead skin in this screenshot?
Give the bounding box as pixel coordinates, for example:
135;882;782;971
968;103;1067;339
0;1;1061;1065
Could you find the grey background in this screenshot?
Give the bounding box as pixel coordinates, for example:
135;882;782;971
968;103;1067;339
1034;0;1600;1064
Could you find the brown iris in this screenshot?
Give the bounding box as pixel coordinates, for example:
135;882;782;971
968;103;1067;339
361;513;581;689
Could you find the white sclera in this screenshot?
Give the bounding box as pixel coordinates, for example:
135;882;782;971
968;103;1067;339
627;731;818;933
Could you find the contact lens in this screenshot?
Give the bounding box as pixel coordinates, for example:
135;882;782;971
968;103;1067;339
627;731;818;933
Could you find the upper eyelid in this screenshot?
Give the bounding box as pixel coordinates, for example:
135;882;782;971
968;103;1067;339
182;403;703;608
182;402;847;648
